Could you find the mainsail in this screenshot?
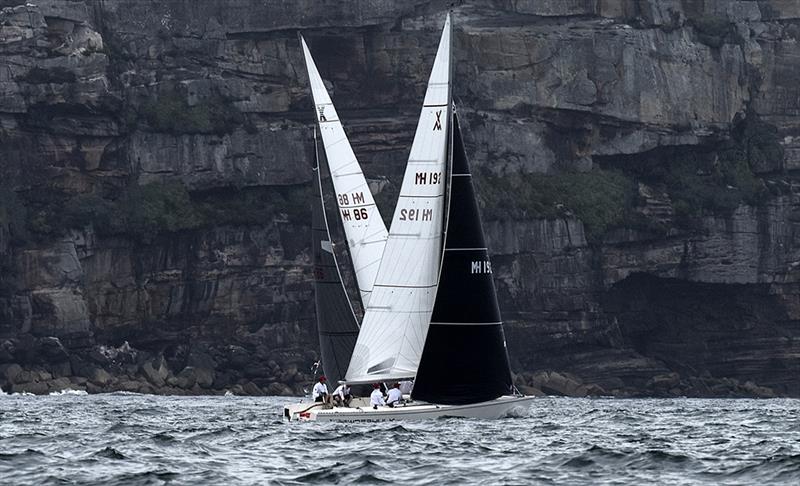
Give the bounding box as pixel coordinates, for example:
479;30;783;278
311;132;360;386
301;36;388;307
412;111;514;405
344;14;452;384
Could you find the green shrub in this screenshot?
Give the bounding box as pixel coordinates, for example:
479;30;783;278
62;193;124;236
610;144;766;228
140;92;244;134
7;179;309;243
121;182;205;242
476;168;638;241
732;110;785;173
195;185;310;226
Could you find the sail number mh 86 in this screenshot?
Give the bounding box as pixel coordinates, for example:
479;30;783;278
337;191;369;221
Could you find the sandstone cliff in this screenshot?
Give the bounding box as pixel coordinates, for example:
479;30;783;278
0;0;797;397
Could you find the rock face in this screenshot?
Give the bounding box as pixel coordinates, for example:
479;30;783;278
0;0;798;397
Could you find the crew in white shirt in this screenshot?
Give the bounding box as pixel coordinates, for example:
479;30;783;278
386;382;403;407
332;383;352;407
312;376;329;403
370;383;386;409
399;380;414;395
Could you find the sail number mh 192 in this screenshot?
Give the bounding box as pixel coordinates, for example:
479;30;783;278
415;172;442;185
399;208;433;221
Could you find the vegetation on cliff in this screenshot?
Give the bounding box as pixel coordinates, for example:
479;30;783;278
1;182;309;244
138;91;246;135
482;112;779;239
610;111;777;227
476;168;639;241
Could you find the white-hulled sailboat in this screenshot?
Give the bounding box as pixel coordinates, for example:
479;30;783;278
286;14;533;421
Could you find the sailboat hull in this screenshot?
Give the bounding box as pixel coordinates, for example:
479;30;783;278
284;395;534;422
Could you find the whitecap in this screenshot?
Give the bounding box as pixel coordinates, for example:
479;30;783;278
49;389;89;396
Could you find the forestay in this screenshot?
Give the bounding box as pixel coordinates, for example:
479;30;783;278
301;36;388;307
345;14;452;384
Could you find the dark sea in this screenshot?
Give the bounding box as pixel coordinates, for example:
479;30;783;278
0;392;798;485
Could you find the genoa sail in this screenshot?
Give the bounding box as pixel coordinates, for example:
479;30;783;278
344;14;453;384
311;132;360;386
301;36;388;307
411;110;514;405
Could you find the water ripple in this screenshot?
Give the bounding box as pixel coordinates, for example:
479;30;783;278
0;395;798;484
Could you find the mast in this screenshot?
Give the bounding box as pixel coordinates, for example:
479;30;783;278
311;129;361;386
344;13;453;384
411;111;514;405
300;36;388;308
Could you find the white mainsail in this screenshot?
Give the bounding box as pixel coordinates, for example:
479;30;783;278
345;14;452;384
301;36;389;307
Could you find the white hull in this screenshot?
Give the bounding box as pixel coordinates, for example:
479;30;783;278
284;395;534;422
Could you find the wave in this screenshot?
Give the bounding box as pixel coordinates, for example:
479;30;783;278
94;447;126;460
0;449;45;461
726;453;800;482
49;389;89;396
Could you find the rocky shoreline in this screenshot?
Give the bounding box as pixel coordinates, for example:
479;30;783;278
0;336;781;399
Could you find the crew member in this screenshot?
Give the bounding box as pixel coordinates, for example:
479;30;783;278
332;382;352;407
399;380;414;395
312;376;329;403
370;383;385;409
386;382;403;407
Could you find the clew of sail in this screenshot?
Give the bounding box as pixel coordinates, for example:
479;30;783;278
344;14;452;384
300;36;388;307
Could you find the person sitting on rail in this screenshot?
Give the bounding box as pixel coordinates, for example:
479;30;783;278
386;382;403;407
332;382;352;407
370;383;386;409
312;376;329;403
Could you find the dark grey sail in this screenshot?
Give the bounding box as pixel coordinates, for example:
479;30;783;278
411;110;514;405
311;132;360;386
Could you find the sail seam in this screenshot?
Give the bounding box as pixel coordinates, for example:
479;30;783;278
430;321;503;326
373;283;437;288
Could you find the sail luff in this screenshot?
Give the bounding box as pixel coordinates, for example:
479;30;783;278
344;14;453;384
300;36;388;307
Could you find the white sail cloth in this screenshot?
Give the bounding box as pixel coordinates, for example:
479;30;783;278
345;14;452;384
301;37;389;307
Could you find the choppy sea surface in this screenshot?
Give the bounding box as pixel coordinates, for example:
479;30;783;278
0;393;798;485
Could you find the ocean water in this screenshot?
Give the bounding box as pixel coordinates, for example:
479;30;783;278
0;393;798;485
